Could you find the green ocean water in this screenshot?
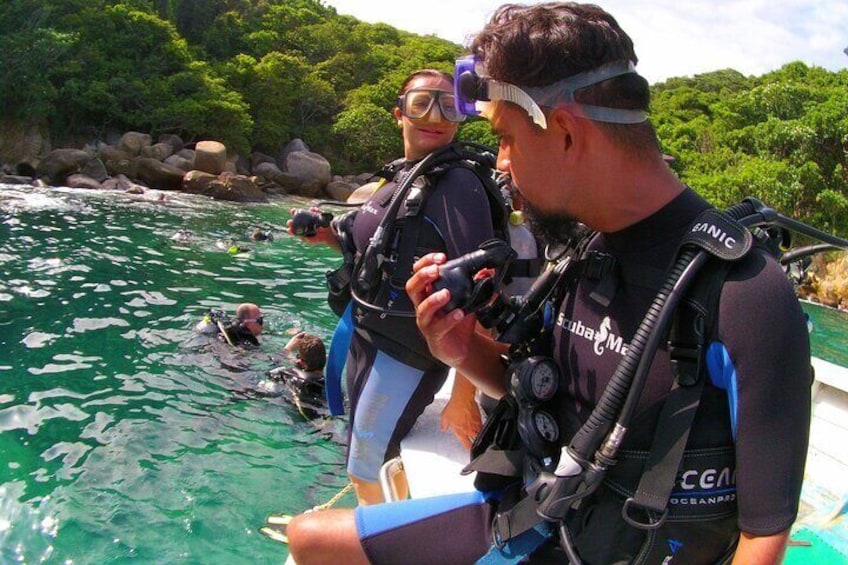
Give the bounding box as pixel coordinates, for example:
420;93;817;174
1;184;846;564
0;185;351;564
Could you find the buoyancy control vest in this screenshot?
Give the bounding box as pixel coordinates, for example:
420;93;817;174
342;141;542;371
464;203;790;564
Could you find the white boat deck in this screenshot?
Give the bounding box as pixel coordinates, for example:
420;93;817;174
805;358;848;493
791;357;848;561
399;371;477;498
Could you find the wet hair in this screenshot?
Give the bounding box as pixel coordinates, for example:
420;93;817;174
470;2;658;153
294;333;326;372
397;69;455;96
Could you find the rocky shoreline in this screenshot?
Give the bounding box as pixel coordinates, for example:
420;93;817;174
0;130;375;203
796;253;848;312
2;129;845;309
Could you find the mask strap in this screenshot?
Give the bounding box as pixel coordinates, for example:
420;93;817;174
485;82;548;129
524;60;647;124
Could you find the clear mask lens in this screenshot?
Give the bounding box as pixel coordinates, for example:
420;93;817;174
400;89;466;123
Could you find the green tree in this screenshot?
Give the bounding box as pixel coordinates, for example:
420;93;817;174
331;103;400;172
458;120;498;149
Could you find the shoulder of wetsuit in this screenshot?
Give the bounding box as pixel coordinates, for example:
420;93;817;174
224;323;259;347
428;159;510;241
370;158;407;182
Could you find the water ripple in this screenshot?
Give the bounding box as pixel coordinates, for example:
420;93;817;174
21;332;62;349
69;317;131;334
0;402;89;434
0;482;57;564
28;353;102;375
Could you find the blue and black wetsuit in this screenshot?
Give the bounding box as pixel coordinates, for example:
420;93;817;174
353;188;811;564
345;161;495;483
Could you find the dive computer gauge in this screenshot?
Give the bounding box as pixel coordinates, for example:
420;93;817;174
532;409;560;443
509;356;559;404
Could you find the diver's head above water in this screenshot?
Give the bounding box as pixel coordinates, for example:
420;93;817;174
235;302;264;338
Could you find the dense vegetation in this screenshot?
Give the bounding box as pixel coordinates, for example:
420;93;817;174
1;0;846;236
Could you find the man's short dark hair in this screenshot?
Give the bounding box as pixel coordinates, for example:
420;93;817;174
295;334;326;372
470;2;659;153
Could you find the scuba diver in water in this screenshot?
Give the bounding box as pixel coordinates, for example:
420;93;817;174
250;227;274;242
286;3;814;565
287;69;498;505
257;332;327;419
195;302;264;347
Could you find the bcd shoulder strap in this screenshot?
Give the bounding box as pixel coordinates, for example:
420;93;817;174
620;205;753;527
621;257;734;527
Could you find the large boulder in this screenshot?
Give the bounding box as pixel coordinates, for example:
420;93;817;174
234;154;251;175
325;178;359;202
356;172;376;184
117;131;152;157
135;157;185;190
164;153;194;172
253;161;287;184
206;172;267;203
141;142;174;161
158;133;184;154
250;151;276;171
36;149;95;185
194;140;227;175
65;173;102;190
182;170;217;195
285;150;331;197
98;145;138;177
277;138;310;170
80;157;109;182
177;148;196;161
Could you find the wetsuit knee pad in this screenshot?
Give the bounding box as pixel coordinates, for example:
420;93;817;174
347;352;427;481
356;491;493;564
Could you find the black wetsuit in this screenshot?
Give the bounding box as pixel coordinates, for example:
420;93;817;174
344;162;495;482
265;367;325;418
220;323;259;347
546;189;811;562
353;189;811;564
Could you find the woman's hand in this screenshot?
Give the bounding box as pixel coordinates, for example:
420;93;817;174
286;207;340;250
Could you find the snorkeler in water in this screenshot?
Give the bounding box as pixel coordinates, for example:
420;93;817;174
256;332;327;418
195;302;264;347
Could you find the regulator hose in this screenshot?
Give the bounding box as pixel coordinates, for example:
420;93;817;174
350;141;498;317
568;199;760;463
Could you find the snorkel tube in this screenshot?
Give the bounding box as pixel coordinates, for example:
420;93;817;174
526;198;848;563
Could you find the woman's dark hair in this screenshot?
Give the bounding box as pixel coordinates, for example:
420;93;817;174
470;2;658;153
397;69;455;96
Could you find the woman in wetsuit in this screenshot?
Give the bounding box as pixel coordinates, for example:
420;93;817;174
288;69;495;504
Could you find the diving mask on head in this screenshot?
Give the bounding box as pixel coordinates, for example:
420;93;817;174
454;55;647;129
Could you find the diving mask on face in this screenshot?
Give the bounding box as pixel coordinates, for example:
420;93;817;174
398;89;466;123
454;55;647;129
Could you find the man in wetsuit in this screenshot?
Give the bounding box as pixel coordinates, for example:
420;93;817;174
196;302;264;347
286;4;811;564
261;332;327;418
